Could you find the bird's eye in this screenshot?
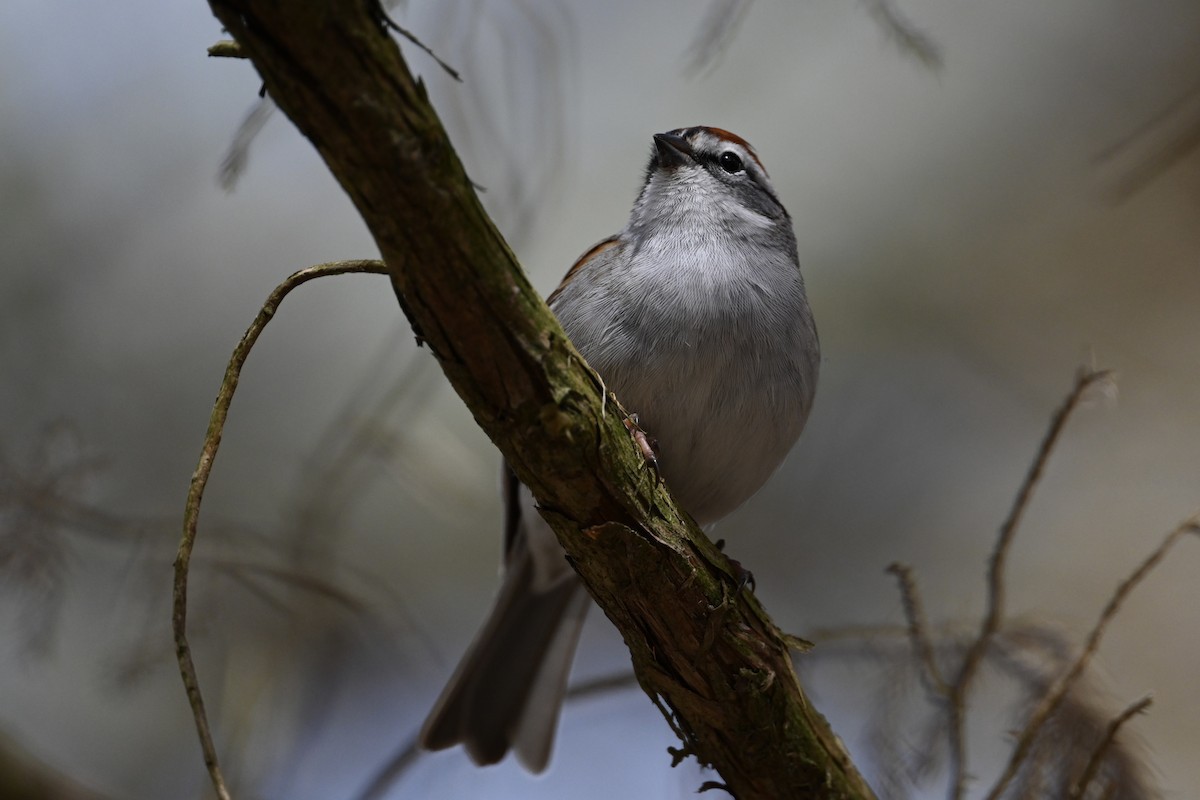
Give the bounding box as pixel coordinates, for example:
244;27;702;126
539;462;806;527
718;151;744;173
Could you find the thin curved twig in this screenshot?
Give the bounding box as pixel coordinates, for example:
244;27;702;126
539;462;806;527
372;5;462;82
172;259;389;800
887;562;949;696
1066;694;1153;800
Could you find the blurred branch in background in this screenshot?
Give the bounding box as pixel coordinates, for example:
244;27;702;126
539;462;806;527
858;0;943;70
804;620;1162;800
799;368;1192;800
988;513;1197;800
688;0;942;73
218;98;275;191
0;419;408;673
886;367;1159;800
1094;80;1200;202
686;0;756;74
0;399;432;799
279;329;456;559
418;0;576;246
0;421;103;658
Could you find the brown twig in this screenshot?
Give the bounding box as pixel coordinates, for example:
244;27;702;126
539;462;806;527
943;367;1112;799
372;7;462;82
1066;695;1153;800
173;259;388;800
886;563;949;696
984;512;1199;800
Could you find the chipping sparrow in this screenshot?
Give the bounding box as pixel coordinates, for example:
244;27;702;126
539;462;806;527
419;126;820;772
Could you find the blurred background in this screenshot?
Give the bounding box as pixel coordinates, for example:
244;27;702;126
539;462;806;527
1;0;1198;797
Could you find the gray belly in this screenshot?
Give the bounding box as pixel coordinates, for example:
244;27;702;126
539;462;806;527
598;337;813;526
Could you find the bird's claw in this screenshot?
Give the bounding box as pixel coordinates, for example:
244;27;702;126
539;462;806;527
715;539;756;593
732;561;756;594
622;413;661;485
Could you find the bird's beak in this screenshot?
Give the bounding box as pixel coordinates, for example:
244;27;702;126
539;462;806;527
653;132;693;167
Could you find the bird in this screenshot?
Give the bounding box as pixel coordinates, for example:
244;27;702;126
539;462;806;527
419;126;820;772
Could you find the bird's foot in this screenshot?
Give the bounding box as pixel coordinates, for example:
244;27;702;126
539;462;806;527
714;538;756;593
622;413;661;485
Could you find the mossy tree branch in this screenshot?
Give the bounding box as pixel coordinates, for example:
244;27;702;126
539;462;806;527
201;1;874;797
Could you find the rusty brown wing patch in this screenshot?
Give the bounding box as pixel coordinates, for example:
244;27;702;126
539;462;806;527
547;236;620;304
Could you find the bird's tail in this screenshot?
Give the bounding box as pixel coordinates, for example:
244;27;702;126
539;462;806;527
418;547;589;772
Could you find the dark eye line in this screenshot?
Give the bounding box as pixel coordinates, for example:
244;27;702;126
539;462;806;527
702;149;745;174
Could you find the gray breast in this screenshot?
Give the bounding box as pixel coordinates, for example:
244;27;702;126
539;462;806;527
552;241;818;526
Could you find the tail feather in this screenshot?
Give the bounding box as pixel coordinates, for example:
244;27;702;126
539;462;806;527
511;584;589;771
419;549;588;771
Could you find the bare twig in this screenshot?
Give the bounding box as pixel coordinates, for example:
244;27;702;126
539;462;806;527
1067;695;1153;800
173;259;388;800
809;369;1175;800
979;368;1112;661
985;512;1199;800
368;2;462;82
887;562;949;696
944;367;1112;799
